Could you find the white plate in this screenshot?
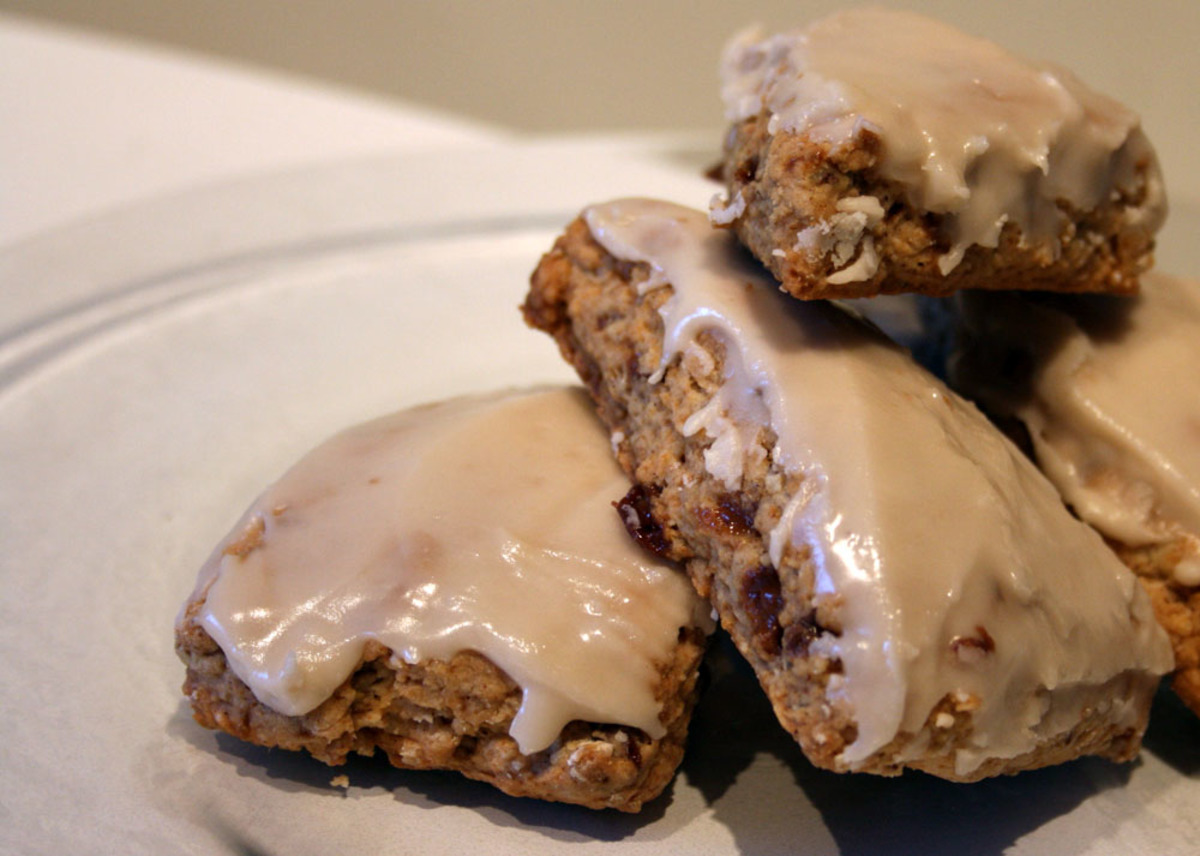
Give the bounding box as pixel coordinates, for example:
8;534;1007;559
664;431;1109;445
2;142;1197;856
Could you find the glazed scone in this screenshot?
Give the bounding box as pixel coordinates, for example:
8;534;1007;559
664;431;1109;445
524;199;1173;782
712;8;1165;300
175;387;712;812
950;275;1200;716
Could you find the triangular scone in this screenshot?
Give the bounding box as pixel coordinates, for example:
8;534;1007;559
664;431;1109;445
711;9;1165;300
176;387;712;812
524;199;1173;781
950;277;1200;717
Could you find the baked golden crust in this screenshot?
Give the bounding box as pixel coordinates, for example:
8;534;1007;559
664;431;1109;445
717;114;1160;300
176;580;706;812
524;215;1154;781
1108;538;1200;718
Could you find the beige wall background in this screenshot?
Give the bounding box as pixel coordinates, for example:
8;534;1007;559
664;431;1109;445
4;1;1198;195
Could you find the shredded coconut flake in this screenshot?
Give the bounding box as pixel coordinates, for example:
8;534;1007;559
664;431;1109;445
709;190;747;225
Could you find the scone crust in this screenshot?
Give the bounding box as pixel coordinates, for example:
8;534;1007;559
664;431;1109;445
176;586;706;812
524;216;1153;780
1109;537;1200;717
718;114;1161;300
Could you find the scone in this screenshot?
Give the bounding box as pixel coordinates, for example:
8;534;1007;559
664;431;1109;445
175;387;713;812
949;275;1200;716
524;198;1173;782
712;8;1165;300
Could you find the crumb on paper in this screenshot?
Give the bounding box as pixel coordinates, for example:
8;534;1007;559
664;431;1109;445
330;775;350;789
